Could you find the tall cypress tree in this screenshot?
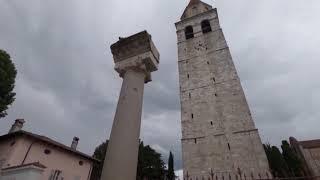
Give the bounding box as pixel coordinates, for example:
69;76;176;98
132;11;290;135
281;140;303;177
264;144;290;178
0;49;17;119
167;151;175;180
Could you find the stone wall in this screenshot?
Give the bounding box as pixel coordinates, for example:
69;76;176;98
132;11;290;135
302;147;320;176
290;137;320;176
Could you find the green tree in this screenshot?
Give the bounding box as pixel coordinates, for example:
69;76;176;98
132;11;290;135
281;140;304;177
90;141;165;180
90;140;108;180
0;49;17;118
264;144;290;178
167;151;175;180
137;141;165;180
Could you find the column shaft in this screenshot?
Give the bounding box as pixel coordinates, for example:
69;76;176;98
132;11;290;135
101;69;146;180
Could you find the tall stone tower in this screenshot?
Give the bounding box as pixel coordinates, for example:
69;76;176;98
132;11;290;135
175;1;271;179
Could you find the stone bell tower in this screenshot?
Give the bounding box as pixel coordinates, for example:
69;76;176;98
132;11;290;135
175;1;271;179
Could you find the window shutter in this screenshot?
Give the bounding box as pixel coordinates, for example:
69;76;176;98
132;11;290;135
49;170;64;180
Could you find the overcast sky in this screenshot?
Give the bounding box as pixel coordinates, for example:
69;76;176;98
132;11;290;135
1;0;320;171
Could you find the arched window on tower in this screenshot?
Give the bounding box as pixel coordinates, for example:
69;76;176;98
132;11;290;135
201;20;212;34
185;26;194;40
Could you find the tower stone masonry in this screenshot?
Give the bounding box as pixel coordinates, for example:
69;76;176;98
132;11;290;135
175;1;271;179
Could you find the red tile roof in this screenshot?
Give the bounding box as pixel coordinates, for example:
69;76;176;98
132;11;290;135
2;162;46;170
0;131;99;162
299;139;320;149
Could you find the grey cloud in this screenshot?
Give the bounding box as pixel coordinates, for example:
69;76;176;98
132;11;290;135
1;0;320;171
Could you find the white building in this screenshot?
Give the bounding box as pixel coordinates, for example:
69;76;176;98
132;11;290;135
0;119;98;180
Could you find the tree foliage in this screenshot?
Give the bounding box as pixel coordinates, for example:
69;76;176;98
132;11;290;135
0;49;17;119
264;144;290;178
167;151;175;180
281;140;304;177
137;141;166;180
90;140;166;180
90;141;108;180
264;141;306;178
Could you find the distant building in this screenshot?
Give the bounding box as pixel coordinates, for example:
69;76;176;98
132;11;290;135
0;119;98;180
290;137;320;176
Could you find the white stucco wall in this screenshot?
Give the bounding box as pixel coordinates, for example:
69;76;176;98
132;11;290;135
1;166;44;180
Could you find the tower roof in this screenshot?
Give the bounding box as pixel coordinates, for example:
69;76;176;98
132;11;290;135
181;0;213;20
187;0;201;7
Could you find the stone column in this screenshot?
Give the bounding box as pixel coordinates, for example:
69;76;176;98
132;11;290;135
101;31;159;180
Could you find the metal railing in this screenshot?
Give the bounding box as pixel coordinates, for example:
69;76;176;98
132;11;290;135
182;173;320;180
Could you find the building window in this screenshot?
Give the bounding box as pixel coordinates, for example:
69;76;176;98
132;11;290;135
79;161;84;166
191;113;194;119
215;93;218;97
194;138;197;144
187;74;190;79
201;20;212;34
210;121;213;126
49;170;63;180
44;149;51;155
228;143;231;150
189;93;191;99
185;26;194;40
251;172;255;179
266;172;270;178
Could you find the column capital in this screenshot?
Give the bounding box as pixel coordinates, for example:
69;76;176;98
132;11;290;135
114;55;152;83
111;31;160;83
